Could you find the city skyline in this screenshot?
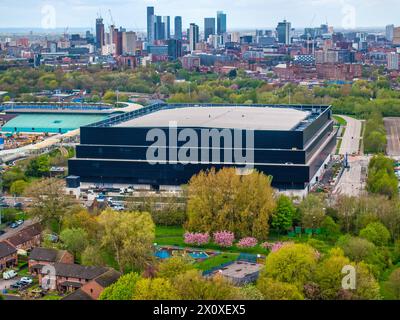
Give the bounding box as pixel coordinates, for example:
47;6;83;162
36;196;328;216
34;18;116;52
0;0;399;30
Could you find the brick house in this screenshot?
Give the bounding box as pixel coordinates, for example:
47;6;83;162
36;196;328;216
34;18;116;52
5;223;42;251
39;263;117;294
29;247;74;275
62;269;121;300
0;241;18;272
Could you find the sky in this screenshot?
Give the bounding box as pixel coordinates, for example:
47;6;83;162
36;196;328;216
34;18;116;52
0;0;399;31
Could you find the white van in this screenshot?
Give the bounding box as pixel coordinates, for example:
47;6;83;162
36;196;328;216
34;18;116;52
3;270;18;280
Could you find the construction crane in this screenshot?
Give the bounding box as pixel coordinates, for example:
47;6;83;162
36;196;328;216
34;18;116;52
108;9;115;27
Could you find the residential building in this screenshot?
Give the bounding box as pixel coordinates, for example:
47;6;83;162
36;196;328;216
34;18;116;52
387;52;399;70
95;18;105;50
29;247;74;275
62;269;121;300
4;223;42;251
0;242;18;272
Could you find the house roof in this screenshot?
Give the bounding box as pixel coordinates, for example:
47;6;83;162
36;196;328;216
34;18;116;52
29;247;70;263
53;263;109;280
61;289;94;301
5;223;42;247
94;269;121;288
0;241;17;259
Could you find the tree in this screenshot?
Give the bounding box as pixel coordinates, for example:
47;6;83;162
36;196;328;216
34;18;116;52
386;268;400;300
185;168;276;241
271;195;295;233
262;244;319;287
9;180;29;196
367;155;398;199
99;273;141;300
359;222;391;246
62;209;100;239
336;235;376;262
59;228;88;259
321;216;341;241
98;210;155;272
334;196;358;233
352;262;381;300
299;194;326;229
156;257;195;280
2;167;27;189
313;248;351;299
174;270;242;300
133;278;179;300
257;277;304;300
26;155;50;178
24;178;76;233
81;245;106;267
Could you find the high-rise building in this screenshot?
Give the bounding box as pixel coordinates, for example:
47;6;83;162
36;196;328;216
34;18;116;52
276;20;291;45
217;11;227;35
174;16;183;40
394;27;400;45
204;17;216;41
147;6;155;43
123;32;138;55
95;18;105;50
167;39;183;60
154;16;166;40
163;16;171;39
189;23;199;52
387;52;399;70
386;24;395;42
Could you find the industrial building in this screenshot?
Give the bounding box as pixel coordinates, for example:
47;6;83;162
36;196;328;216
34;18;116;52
67;103;337;194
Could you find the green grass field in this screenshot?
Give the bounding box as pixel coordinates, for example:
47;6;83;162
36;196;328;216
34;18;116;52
333;115;347;126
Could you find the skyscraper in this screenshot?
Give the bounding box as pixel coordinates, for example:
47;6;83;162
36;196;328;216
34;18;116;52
174;16;182;40
167;39;182;60
163;16;171;39
204;18;216;41
386;24;395;42
147;6;155;43
95;18;105;50
154;16;166;40
276;20;291;45
217;11;227;35
189;23;199;52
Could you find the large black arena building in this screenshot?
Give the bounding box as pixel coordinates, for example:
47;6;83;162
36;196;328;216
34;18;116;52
68;103;337;192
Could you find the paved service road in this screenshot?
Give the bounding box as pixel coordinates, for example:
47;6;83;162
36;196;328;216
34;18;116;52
339;115;363;156
384;117;400;157
333;155;370;197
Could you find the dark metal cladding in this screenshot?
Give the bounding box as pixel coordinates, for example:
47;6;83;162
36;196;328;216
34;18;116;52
68;103;336;191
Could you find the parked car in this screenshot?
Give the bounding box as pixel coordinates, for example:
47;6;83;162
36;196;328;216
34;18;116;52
10;223;19;229
16;220;24;226
13;203;23;209
20;277;33;285
0;230;6;236
11;282;24;290
3;270;18;280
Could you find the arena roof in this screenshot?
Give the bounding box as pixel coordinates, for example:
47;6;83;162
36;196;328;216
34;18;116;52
114;106;311;131
2;113;108;134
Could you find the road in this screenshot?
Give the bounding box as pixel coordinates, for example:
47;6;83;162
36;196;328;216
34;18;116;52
338;115;363;156
333;155;370;197
384;117;400;157
0;219;35;242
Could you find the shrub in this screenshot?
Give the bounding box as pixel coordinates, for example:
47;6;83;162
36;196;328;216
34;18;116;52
213;231;235;247
184;232;210;246
237;237;258;248
261;242;293;252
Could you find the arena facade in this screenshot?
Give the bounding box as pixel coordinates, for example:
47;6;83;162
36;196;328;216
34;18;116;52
67;103;337;194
